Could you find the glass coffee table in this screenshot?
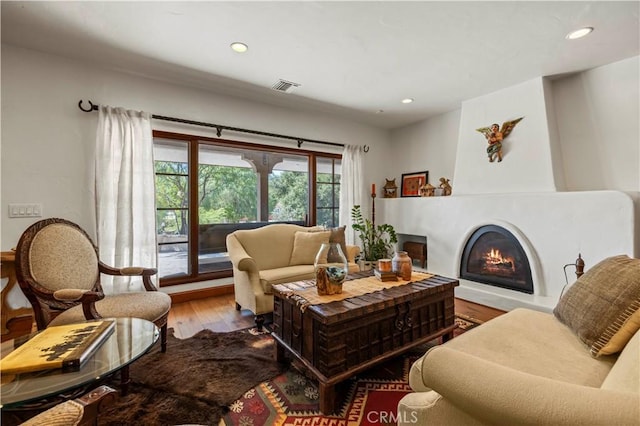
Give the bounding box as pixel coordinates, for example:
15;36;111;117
1;317;158;409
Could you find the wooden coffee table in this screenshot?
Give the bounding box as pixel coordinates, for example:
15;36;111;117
272;271;458;414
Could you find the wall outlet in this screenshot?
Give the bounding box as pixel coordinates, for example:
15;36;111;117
8;203;43;218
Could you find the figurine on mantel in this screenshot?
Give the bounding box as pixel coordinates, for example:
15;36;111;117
420;183;435;197
439;177;452;196
476;117;524;162
383;178;398;198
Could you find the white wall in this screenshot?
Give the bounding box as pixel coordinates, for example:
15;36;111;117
388;109;460;190
384;56;639;312
454;77;559;194
389;56;640;195
0;44;391;299
552;56;640;192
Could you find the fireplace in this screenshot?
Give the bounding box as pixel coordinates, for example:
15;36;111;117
459;225;533;294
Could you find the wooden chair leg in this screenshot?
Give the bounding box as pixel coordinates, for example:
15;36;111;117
161;323;167;353
255;315;265;331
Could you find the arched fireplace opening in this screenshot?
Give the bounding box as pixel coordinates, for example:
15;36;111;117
459;225;534;294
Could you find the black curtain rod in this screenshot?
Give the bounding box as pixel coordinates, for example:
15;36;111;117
78;100;369;152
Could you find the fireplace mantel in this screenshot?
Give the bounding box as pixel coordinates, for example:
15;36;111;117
377;191;635;312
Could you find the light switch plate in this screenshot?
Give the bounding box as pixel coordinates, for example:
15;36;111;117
8;203;43;218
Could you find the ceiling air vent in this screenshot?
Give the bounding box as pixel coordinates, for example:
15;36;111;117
271;79;301;93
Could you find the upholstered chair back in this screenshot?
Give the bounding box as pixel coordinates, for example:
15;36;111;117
15;218;103;329
28;222;99;292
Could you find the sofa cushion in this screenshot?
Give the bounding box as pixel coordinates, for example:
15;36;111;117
600;329;640;393
328;226;348;259
234;224;312;270
259;265;316;294
410;308;616;392
553;255;640;357
289;231;330;266
600;308;640;356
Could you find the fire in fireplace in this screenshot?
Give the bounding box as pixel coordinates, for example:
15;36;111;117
460;225;533;294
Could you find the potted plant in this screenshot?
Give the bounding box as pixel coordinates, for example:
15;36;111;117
351;205;398;267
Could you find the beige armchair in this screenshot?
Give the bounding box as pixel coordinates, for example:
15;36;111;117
226;224;360;329
15;218;171;352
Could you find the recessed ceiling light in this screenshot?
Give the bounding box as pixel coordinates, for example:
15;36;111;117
401;98;414;104
230;42;248;53
566;27;593;40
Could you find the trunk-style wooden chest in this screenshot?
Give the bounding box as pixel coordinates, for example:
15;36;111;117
272;271;458;414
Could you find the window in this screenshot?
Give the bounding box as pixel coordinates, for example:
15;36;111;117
316;157;341;228
153;131;341;286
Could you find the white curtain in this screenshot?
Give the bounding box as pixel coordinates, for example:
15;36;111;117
339;144;364;245
95;106;157;294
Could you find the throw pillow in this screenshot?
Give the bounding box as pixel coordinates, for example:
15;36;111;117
329;226;348;260
289;231;331;266
553;254;640;357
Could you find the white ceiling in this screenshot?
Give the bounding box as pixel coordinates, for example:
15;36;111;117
2;1;638;129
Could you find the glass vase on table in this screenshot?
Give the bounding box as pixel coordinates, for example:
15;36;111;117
314;243;348;295
392;251;413;280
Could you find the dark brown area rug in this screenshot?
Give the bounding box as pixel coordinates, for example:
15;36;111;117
97;328;286;426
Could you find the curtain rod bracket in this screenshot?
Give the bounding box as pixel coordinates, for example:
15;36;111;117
78;100;97;112
297;140;303;148
215;126;222;137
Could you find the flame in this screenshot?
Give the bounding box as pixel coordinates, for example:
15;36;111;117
483;248;515;271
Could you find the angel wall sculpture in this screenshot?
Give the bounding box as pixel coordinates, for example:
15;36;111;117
476;117;524;162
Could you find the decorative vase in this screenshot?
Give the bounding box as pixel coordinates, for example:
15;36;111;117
358;260;374;272
392;251;413;280
315;243;348;295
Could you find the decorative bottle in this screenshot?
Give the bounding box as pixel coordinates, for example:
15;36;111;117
392;251;413;280
314;243;348;295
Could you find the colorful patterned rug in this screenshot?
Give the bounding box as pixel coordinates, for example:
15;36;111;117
454;313;483;336
222;315;483;426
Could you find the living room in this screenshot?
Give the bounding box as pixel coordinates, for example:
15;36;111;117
1;2;639;424
2;2;638;304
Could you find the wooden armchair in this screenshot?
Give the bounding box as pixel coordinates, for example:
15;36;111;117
15;218;171;352
17;385;117;426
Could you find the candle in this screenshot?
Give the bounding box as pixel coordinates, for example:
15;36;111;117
378;259;392;272
372;183;376;196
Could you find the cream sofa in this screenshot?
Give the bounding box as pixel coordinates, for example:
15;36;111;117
398;255;640;426
226;223;360;328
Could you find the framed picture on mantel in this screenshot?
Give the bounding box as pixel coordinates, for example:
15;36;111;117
401;171;428;197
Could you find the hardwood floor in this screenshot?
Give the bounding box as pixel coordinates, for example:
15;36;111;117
167;293;258;338
167;293;506;339
454;298;507;323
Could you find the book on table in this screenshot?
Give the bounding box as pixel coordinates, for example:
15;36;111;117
374;268;398;282
0;319;116;375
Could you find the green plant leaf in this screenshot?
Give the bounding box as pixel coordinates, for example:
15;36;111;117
350;205;397;261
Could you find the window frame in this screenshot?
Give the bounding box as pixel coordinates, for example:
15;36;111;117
153;130;342;287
